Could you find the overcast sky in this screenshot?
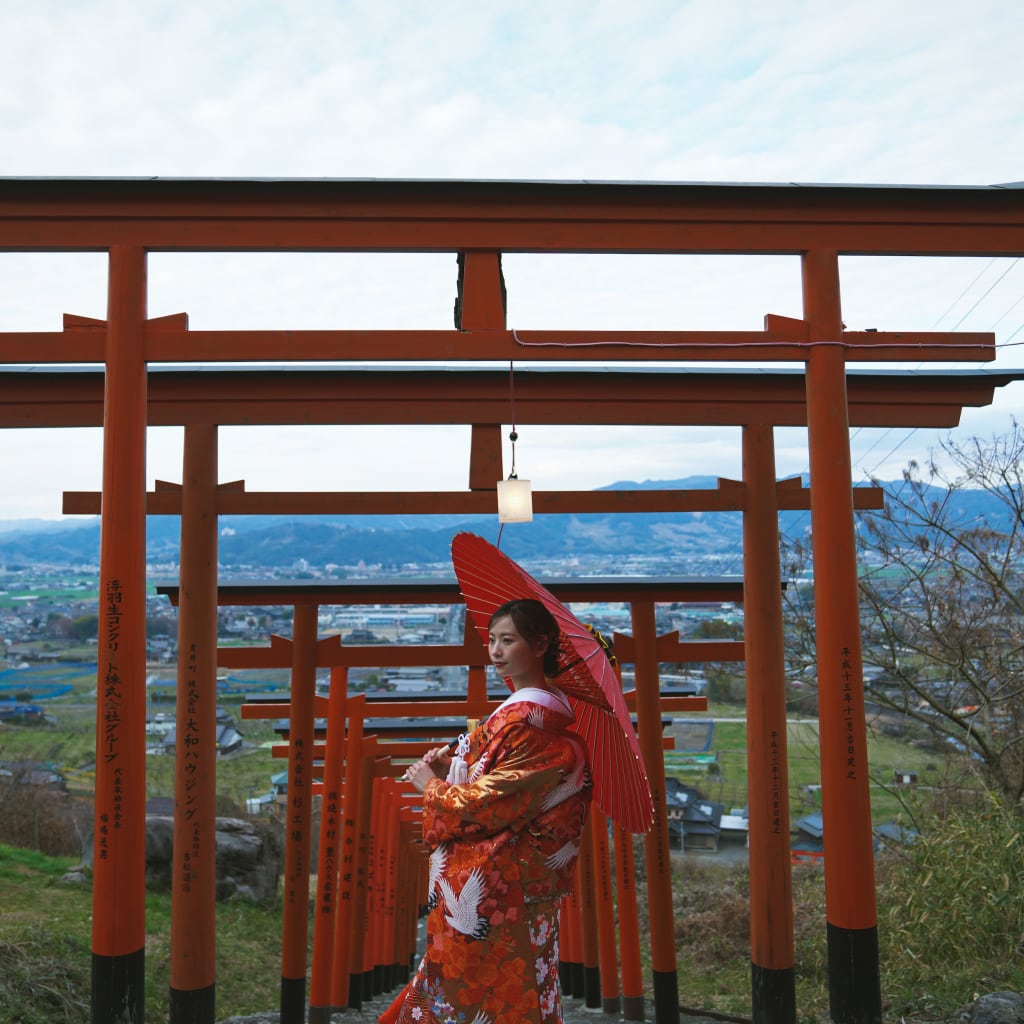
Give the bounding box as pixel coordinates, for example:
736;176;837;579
1;0;1023;519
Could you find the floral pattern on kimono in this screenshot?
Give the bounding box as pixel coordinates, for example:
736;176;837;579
384;686;591;1024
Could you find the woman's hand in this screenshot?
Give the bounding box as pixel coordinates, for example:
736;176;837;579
402;759;436;793
401;746;452;792
422;745;452;778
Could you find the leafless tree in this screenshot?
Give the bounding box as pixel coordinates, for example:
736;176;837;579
783;423;1024;811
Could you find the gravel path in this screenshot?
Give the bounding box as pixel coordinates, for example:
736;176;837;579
218;992;733;1024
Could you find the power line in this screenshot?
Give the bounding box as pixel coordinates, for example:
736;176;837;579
931;258;996;329
947;258;1021;331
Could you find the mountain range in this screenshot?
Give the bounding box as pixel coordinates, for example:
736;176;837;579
0;476;1006;572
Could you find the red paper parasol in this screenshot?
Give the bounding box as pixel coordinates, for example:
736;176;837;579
451;531;653;834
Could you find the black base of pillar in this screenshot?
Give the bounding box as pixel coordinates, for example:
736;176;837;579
362;969;374;1001
751;962;796;1024
348;973;363;1010
603;995;622;1015
570;962;585;1000
623;995;646;1021
169;982;216;1024
584;965;602;1008
92;949;145;1024
280;975;306;1024
827;923;882;1024
652;968;680;1024
308;1005;333;1024
559;960;574;996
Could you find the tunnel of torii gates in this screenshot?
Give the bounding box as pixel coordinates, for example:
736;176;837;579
1;179;1024;1024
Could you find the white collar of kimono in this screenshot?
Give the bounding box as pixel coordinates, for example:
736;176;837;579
501;685;573;717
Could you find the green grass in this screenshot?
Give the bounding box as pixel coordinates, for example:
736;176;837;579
659;808;1024;1022
876;795;1024;1016
0;665;282;810
3;796;1022;1023
0;708;97;768
0;844;284;1024
664;704;944;826
0;846;95;1023
3;690;1015;1022
0;588;97;609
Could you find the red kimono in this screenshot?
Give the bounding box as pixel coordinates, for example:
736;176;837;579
384;686;591;1024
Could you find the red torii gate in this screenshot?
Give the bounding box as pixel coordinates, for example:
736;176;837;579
157;576;734;1023
57;364;1015;1024
1;177;1022;1024
49;361;1015;1024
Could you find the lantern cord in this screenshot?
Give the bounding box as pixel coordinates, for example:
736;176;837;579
507;359;520;480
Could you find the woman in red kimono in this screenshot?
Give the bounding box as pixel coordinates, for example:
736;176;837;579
381;599;592;1024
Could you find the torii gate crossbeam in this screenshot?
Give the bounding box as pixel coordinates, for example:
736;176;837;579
1;177;1022;1024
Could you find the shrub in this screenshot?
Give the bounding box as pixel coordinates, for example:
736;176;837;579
0;770;89;857
877;796;1024;1012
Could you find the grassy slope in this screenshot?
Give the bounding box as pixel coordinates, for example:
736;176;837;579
3;693;1017;1022
665;705;942;824
0;845;283;1024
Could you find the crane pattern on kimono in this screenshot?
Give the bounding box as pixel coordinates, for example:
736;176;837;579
426;844;448;911
539;755;589;813
437;867;491;940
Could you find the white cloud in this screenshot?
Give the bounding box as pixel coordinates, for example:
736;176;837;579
0;0;1023;517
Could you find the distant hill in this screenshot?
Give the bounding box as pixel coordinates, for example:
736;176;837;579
0;476;1006;571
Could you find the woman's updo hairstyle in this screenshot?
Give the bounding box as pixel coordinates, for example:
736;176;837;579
489;599;561;678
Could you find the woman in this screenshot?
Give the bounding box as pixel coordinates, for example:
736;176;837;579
381;599;592;1024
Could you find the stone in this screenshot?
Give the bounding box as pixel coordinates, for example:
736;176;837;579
965;992;1024;1024
133;814;282;902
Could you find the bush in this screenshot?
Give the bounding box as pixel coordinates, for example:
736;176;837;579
0;771;89;858
672;858;751;965
877;797;1024;1012
662;802;1024;1021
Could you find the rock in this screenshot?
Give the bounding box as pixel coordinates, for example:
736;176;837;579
145;815;175;889
142;814;283;902
59;866;90;886
214;816;283;903
965;992;1024;1024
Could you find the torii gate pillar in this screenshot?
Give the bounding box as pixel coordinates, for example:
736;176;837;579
740;425;796;1024
92;247;149;1024
803;250;882;1024
170;423;220;1023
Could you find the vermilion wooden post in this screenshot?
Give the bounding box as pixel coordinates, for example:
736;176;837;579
309;666;348;1024
412;830;428;970
613;824;645;1021
590;808;621;1015
359;761;383;1001
454;250;506;330
280;603;318;1024
394;809;418;980
365;774;387;996
332;696;366;1010
360;755;382;1003
558;901;574;997
631;598;679;1024
92;245;148;1024
390;791;409;984
170;423;220;1024
577;811;602;1009
465;659;488;707
741;424;797;1024
378;781;400;990
803;249;882;1024
564;879;585;997
363;780;380;995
